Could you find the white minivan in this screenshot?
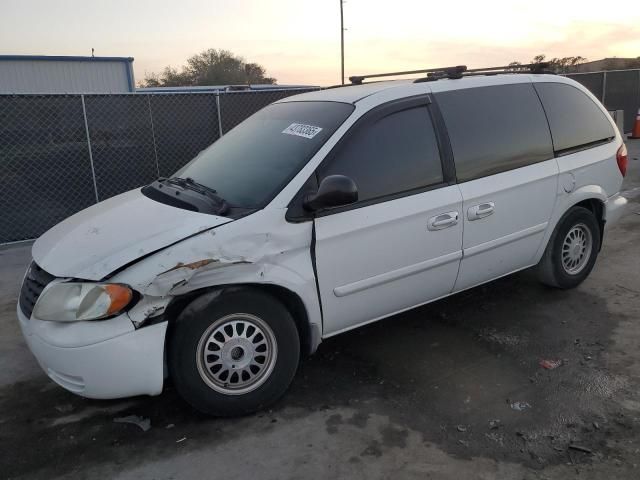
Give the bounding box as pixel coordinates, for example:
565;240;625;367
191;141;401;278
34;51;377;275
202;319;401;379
18;65;628;416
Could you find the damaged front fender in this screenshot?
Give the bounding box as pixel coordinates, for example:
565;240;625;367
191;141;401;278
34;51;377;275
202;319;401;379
144;258;251;297
109;208;324;351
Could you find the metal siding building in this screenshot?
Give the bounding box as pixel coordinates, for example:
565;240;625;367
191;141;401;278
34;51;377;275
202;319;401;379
136;84;318;93
0;55;135;93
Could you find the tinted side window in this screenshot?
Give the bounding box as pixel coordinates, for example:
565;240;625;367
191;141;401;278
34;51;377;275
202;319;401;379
436;84;554;182
534;82;615;153
319;106;443;202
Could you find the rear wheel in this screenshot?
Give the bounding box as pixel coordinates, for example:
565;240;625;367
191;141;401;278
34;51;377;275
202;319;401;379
537;206;600;289
169;289;300;416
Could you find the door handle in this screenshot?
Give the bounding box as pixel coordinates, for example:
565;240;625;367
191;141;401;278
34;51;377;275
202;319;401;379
428;211;459;231
467;202;495;221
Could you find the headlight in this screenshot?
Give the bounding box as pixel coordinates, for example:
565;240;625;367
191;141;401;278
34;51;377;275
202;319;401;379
33;282;134;322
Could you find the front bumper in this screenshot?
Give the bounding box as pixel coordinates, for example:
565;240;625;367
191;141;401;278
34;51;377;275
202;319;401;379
605;192;628;229
18;306;167;399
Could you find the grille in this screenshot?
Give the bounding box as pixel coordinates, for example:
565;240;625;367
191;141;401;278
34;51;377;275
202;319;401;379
19;261;56;318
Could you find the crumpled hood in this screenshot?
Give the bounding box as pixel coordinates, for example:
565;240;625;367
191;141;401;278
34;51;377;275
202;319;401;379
32;189;231;280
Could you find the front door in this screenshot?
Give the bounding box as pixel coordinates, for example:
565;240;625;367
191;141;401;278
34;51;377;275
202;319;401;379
312;97;463;336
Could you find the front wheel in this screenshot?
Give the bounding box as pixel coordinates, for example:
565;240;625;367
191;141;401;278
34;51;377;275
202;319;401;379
536;206;601;289
168;289;300;416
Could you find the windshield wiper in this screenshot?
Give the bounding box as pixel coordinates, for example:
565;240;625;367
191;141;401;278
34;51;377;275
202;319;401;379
159;177;230;215
165;177;216;195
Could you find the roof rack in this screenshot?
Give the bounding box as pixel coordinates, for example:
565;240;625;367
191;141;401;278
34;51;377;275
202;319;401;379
348;62;552;85
349;65;467;85
463;62;552;75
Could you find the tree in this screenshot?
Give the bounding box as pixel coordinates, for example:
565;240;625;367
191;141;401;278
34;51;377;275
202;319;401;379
507;61;526;72
141;49;276;87
532;54;547;64
529;54;587;73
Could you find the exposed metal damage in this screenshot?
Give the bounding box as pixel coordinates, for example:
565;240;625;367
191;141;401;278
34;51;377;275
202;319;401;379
147;258;253;297
110;209;323;350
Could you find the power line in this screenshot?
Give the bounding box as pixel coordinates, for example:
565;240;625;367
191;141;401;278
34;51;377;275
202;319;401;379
340;0;345;84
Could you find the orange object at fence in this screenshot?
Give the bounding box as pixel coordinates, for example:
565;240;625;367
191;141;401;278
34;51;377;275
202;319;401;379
630;108;640;139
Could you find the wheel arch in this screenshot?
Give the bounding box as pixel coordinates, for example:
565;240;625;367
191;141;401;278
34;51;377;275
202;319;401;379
535;187;607;264
163;283;320;357
536;199;603;289
572;198;605;249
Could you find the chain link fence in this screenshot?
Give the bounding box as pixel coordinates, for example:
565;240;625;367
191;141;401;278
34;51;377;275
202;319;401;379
2;73;639;244
0;88;316;243
566;69;640;133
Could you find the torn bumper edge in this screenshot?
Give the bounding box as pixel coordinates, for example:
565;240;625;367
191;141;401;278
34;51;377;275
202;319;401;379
18;306;167;399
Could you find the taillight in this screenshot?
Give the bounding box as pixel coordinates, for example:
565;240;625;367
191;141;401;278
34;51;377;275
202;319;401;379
617;143;628;177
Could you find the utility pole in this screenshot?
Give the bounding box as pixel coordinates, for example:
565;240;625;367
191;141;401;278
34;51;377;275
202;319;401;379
340;0;345;84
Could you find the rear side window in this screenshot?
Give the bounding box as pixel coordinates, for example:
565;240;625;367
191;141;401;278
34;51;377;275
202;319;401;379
534;82;615;154
319;106;443;202
436;84;554;182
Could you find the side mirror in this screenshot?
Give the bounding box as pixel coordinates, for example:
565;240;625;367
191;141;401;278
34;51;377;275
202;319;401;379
304;175;358;211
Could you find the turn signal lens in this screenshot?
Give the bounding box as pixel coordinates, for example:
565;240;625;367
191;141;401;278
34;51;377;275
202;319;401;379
75;284;133;320
104;284;134;316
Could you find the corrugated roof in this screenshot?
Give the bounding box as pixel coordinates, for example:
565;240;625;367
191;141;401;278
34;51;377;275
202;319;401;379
0;55;136;93
0;55;133;62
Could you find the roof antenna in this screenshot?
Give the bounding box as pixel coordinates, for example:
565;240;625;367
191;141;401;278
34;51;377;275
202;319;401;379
91;48;95;58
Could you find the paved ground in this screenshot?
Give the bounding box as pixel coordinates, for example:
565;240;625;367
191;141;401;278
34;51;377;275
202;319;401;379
1;140;639;480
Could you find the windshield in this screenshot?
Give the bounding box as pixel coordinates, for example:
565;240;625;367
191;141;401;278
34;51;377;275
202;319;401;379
174;101;354;208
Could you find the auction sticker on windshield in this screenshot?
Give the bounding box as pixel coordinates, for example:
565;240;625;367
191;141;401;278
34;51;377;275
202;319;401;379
282;123;323;139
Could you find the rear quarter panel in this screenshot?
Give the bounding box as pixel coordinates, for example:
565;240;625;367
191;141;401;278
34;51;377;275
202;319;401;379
530;76;624;262
532;75;624;198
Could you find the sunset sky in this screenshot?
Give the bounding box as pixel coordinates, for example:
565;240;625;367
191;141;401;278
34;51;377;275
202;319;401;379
1;0;638;86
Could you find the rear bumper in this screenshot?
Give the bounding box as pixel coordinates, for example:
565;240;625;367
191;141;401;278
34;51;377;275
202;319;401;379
18;306;167;399
605;193;628;229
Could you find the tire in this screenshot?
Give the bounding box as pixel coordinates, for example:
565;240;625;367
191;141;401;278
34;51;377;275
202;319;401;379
168;288;300;416
537;206;601;289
